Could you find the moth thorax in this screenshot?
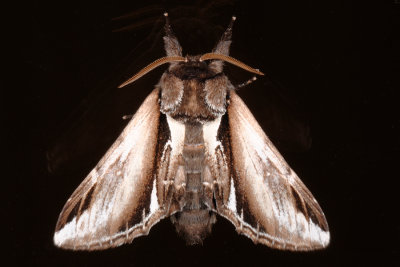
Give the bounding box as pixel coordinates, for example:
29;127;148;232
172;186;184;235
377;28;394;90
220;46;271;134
159;67;230;122
171;210;217;245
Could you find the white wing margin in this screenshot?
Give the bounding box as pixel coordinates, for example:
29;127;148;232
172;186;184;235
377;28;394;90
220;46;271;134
217;91;329;251
54;89;166;250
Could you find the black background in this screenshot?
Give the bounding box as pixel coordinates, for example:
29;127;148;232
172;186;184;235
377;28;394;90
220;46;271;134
15;0;399;266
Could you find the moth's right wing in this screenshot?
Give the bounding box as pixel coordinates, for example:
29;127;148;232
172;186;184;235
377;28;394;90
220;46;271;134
215;91;329;251
54;88;171;250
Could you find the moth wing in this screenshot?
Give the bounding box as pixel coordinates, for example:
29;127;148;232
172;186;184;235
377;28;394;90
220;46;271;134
54;89;167;250
217;91;329;250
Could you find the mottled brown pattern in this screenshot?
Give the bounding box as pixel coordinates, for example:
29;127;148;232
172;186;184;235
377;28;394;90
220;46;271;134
54;14;328;251
54;89;167;250
216;91;329;250
204;75;230;115
168;78;219;123
160;73;184;113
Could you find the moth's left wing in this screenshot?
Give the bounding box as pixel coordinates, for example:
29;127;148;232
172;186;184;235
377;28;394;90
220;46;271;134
215;91;329;251
54;89;169;250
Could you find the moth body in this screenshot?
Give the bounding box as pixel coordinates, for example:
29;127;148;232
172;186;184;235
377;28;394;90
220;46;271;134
158;58;233;244
54;14;329;251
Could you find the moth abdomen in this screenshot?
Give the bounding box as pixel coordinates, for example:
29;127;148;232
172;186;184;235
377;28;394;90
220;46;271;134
171;210;216;245
169;121;218;244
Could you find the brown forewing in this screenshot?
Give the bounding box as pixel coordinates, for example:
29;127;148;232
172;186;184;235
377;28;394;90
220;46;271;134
215;90;329;251
54;89;169;250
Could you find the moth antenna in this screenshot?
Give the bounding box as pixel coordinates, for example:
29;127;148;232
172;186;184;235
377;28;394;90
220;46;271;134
200;53;264;76
236;76;257;89
118;56;186;88
163;12;183;57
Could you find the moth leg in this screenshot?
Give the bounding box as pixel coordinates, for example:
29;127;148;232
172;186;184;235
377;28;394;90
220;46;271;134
122;114;133;120
203;166;216;210
214;145;230;203
205;157;222;201
173;159;187;209
236;76;257;89
158;144;177;213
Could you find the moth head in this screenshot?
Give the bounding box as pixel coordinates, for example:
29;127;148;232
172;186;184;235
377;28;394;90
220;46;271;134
118;13;264;89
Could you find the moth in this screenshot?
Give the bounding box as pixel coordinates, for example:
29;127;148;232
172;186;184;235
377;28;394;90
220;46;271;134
54;13;329;251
